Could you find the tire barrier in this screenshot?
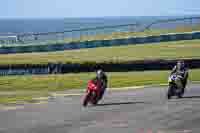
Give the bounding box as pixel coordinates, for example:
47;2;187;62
0;64;50;76
60;58;200;72
0;31;200;54
0;59;200;76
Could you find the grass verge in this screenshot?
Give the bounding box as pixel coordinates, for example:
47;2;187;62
0;92;49;104
0;95;33;104
0;39;200;65
0;69;200;103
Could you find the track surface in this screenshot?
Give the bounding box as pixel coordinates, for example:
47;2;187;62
1;84;200;133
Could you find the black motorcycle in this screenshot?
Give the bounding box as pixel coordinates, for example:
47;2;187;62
167;74;184;99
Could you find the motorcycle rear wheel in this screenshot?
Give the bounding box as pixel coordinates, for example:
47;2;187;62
177;90;184;98
177;94;183;98
91;92;99;105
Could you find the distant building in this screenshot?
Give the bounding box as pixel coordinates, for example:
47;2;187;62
0;35;17;44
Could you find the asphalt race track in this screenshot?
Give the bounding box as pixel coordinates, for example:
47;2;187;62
1;84;200;133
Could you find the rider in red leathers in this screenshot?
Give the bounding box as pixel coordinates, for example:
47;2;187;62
92;69;108;100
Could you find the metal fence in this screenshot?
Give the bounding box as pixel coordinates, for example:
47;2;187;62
1;16;200;45
64;16;200;42
64;23;141;42
17;32;65;44
0;32;65;46
144;16;200;30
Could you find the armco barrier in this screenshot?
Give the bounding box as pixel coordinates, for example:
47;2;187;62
193;32;200;39
0;31;200;54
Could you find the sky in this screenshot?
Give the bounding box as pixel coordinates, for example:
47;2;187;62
1;0;200;18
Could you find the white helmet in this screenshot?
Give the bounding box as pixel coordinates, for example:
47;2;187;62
96;69;103;79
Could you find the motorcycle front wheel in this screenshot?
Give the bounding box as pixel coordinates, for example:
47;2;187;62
83;91;91;107
167;84;174;99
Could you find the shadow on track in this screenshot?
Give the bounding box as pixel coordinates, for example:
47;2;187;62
94;101;151;107
182;96;200;99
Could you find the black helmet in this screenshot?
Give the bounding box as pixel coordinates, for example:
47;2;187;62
177;60;185;69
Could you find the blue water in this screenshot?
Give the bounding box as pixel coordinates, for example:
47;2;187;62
0;16;199;34
0;18;64;33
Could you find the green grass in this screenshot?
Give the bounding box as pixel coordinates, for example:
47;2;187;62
0;95;33;103
0;69;200;103
0;91;49;104
0;39;199;65
1;69;200;91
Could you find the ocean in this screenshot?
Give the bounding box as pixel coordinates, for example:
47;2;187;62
0;16;199;34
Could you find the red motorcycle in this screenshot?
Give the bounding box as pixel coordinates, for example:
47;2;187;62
83;79;102;107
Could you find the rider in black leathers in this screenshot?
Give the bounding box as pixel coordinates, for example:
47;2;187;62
92;69;108;100
171;60;189;91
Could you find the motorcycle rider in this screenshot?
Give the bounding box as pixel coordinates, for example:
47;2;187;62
171;60;189;91
93;69;108;100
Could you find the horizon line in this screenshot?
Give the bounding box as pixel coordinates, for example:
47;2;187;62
0;14;200;19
